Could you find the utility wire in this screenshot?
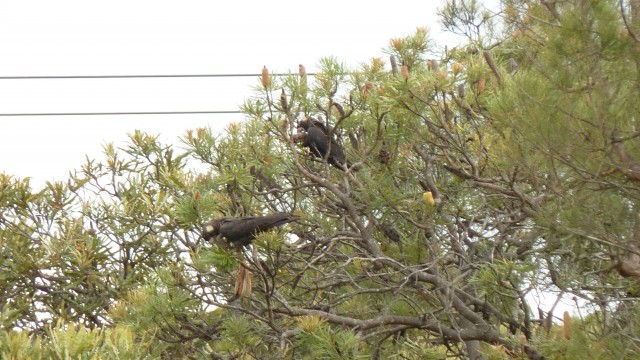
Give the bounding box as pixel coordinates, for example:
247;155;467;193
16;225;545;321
0;111;243;117
0;72;313;116
0;73;315;80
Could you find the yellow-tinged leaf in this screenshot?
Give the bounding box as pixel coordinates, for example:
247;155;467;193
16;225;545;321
390;38;404;51
296;315;325;332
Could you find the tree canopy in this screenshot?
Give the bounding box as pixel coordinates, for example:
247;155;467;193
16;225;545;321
1;0;640;358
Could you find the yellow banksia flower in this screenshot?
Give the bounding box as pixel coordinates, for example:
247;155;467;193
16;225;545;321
423;191;435;206
298;64;306;79
563;311;571;340
451;62;464;75
261;66;270;88
478;77;486;94
401;65;409;80
362;82;374;100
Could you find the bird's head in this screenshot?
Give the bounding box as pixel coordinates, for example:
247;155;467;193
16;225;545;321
202;219;222;241
298;117;323;131
298;117;332;135
297;118;311;131
292;131;307;144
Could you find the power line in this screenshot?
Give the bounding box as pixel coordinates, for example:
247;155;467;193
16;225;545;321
0;72;313;116
0;73;315;80
0;110;243;117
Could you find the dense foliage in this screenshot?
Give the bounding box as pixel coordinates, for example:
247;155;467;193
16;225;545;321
1;0;640;358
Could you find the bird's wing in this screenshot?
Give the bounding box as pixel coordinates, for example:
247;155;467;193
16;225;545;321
304;126;350;170
218;216;257;243
305;126;331;157
328;138;347;164
219;214;298;245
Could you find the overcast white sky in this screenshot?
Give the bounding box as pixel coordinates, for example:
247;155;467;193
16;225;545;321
0;0;465;186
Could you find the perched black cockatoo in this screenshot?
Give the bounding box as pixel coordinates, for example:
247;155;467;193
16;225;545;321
297;117;352;171
202;212;300;246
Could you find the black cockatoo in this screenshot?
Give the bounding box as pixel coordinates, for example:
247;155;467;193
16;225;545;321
202;212;300;246
297;117;352;171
